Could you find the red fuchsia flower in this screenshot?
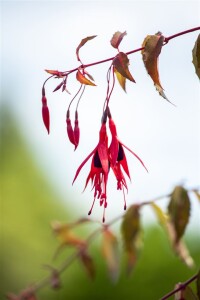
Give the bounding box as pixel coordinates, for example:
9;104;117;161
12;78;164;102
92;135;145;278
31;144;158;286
108;115;148;210
73;122;109;222
41;87;50;134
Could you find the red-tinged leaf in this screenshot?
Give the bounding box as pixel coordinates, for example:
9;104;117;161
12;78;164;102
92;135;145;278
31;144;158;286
110;31;127;49
114;67;126;92
76;69;96;86
84;70;95;81
175;284;198;300
192;34;200;79
197;269;200;300
168;186;190;243
121;204;142;274
76;35;97;62
42;104;50;134
53;81;64;92
113;52;135;82
142;32;173;103
45;69;63;77
79;250;95;279
43;265;61;289
102;228;120;283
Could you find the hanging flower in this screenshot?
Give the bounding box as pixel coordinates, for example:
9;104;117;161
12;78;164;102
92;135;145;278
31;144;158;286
108;115;148;209
73;122;109;222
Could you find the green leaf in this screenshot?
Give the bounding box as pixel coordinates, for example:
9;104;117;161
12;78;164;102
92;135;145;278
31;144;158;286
110;31;127;49
197;270;200;300
121;204;142;274
113;52;136;82
168;186;190;243
76;35;97;62
192;34;200;79
102;228;120;283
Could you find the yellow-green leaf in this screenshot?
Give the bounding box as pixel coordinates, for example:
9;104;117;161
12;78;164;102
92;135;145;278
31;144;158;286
168;186;190;243
113;52;136;82
76;69;96;86
79;250;95;279
76;35;97;62
102;228;119;283
142;32;172;103
197;269;200;300
121;204;141;274
114;67;126;92
192;34;200;79
150;202;168;227
110;31;127;49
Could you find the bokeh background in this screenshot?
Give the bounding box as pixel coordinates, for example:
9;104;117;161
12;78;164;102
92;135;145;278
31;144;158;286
1;0;200;299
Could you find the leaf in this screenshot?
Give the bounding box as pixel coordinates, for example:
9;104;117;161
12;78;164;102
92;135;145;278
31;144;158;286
76;69;96;86
53;81;64;92
76;35;97;62
197;269;200;300
45;69;63;77
193;190;200;202
113;52;136;82
150;202;168;228
168;186;190;243
174;239;194;268
51;221;86;258
110;31;127;49
121;204;142;274
79;250;95;279
192;34;200;79
175;284;198;300
102;228;120;283
114;67;126;92
142;32;172;103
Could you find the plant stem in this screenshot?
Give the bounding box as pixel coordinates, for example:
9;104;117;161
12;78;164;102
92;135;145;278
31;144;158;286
160;273;198;300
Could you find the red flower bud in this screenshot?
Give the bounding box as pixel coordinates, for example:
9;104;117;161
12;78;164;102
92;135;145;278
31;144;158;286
74;111;80;150
42;96;50;134
66;114;75;145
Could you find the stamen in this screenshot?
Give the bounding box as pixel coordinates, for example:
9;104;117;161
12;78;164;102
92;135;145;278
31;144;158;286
88;197;96;215
122;187;127;210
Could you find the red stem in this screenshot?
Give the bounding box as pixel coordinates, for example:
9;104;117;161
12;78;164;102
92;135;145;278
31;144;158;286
60;26;200;76
160;273;198;300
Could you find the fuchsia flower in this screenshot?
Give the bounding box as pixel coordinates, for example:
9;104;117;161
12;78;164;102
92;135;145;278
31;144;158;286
73;109;148;222
73;122;109;222
108;116;148;210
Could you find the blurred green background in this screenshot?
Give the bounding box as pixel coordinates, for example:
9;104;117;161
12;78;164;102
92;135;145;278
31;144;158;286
1;107;200;299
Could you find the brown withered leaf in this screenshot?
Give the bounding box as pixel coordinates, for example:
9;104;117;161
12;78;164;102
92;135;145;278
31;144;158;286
168;186;190;243
76;69;96;86
142;32;172;103
114;67;126;92
110;31;127;49
174;239;194;268
175;284;198;300
113;52;135;83
79;250;95;279
76;35;97;62
102;228;120;283
192;34;200;79
121;204;142;274
197;269;200;300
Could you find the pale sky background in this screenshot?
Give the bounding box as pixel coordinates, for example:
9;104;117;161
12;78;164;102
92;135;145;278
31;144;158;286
1;1;200;230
